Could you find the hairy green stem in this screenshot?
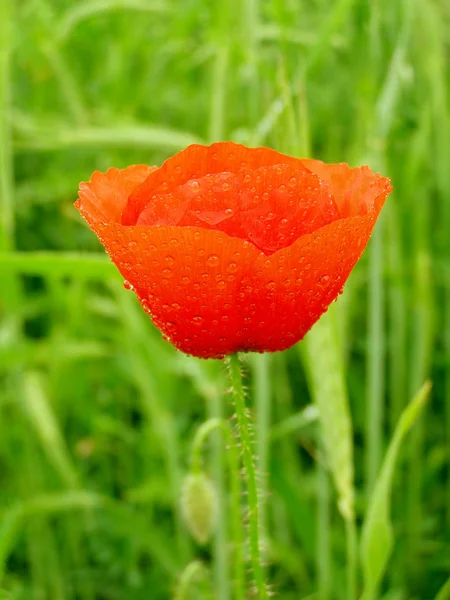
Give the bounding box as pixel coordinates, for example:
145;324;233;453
253;354;271;542
227;355;268;599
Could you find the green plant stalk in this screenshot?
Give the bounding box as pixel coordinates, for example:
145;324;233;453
209;44;229;143
366;218;385;496
207;397;230;600
317;459;331;600
302;308;357;600
0;0;14;251
0;0;22;344
345;512;358;600
190;418;244;600
35;0;88;125
435;576;450;600
360;381;431;600
253;353;271;541
227;355;268;599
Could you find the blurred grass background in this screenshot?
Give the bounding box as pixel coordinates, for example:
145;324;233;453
0;0;449;598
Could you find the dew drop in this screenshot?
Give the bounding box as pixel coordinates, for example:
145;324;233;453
165;255;174;265
266;281;276;290
217;280;226;289
207;254;220;267
224;208;234;216
319;275;331;286
123;280;133;291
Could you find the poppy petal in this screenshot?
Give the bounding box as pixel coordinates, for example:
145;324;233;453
301;160;392;217
121;142;311;226
76;165;157;224
85;222;262;358
136;164;338;254
236;211;382;353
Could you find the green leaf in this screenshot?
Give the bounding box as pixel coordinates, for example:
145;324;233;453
360;381;432;600
435;577;450;600
0;252;117;278
301;307;355;521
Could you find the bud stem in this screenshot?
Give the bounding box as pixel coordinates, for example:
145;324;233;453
190;418;245;600
227;354;268;599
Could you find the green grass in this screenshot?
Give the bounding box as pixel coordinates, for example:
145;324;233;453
1;0;449;598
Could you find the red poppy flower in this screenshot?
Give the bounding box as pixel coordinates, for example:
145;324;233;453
75;142;391;359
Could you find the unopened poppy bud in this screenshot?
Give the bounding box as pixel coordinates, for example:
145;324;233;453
181;473;217;545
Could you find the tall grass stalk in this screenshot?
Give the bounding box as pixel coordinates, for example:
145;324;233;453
366;218;385;496
0;0;14;251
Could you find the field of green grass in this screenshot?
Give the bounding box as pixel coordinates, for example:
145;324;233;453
1;0;449;598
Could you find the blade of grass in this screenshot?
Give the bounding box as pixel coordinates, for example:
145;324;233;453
317;457;331;600
57;0;168;42
0;252;118;278
360;381;432;600
22;372;80;489
34;0;89;125
13;121;205;152
0;0;14;251
435;577;450;600
302;306;356;600
0;0;22;343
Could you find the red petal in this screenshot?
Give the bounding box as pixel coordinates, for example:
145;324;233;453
302;160;392;217
235;212;380;352
121;142;310;226
136;164;338;254
76;165;157;224
81;212;381;358
88;222;262;358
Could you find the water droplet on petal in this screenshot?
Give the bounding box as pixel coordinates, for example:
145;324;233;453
207;254;220;267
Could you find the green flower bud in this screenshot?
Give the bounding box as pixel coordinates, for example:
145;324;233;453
181;473;217;545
